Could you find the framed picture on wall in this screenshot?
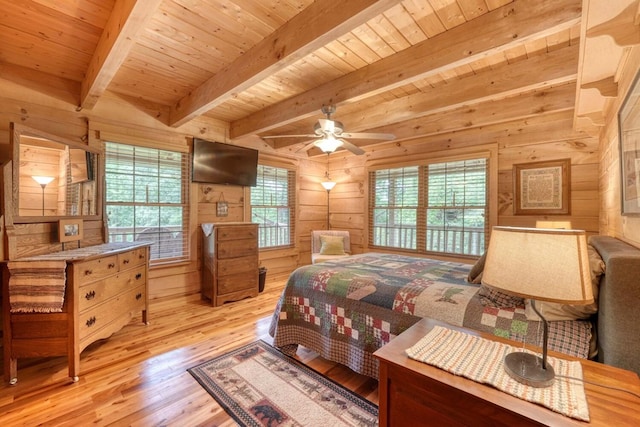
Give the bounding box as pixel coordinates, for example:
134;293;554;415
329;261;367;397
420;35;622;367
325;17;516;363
59;219;84;243
513;159;570;215
618;71;640;215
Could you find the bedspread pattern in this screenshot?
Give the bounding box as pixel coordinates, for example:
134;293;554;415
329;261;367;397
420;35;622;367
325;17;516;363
269;253;592;379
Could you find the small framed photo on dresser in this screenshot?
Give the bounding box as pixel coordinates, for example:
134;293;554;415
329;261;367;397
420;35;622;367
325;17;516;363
59;219;84;243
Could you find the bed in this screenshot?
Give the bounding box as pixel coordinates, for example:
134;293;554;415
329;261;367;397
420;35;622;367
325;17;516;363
269;236;640;378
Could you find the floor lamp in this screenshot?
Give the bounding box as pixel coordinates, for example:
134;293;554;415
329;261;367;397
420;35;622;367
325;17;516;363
32;175;54;216
321;171;335;230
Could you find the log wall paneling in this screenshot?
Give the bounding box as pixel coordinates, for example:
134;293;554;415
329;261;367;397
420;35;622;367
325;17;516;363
327;112;600;251
599;46;640;247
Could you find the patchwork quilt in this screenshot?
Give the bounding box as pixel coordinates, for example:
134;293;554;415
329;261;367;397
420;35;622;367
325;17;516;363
269;253;592;379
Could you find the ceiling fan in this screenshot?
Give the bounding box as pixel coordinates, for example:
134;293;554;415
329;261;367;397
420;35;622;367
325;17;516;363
262;105;395;155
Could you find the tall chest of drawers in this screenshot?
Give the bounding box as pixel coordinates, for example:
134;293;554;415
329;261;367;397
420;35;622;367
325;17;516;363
2;242;150;384
201;222;259;306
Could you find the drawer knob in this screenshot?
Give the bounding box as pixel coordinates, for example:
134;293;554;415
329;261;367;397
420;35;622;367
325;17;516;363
85;290;96;300
135;273;142;280
123;259;130;265
108;263;116;269
86;316;96;327
84;269;93;276
136;293;142;300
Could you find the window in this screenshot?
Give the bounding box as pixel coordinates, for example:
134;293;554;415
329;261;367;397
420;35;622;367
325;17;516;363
425;159;487;255
370;166;419;250
369;158;487;256
251;164;296;249
105;142;190;265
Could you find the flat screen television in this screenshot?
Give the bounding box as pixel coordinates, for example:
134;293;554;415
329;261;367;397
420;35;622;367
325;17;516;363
191;138;258;186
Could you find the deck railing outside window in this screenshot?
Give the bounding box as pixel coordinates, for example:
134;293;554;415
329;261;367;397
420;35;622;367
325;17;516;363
371;225;485;256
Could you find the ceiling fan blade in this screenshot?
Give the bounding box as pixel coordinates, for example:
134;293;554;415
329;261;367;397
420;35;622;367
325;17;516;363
262;134;317;139
339;139;365;155
340;132;395;140
295;140;320;153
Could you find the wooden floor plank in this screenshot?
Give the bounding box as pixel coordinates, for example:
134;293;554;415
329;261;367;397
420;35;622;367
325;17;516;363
0;282;379;425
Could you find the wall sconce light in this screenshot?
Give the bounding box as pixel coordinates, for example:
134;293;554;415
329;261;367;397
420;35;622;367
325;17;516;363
32;175;54;216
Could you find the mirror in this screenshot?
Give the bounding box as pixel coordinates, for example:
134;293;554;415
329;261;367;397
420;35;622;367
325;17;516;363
10;123;101;223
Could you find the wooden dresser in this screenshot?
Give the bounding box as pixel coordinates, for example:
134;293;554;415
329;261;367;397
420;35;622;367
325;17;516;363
374;318;640;426
2;242;150;384
201;222;259;306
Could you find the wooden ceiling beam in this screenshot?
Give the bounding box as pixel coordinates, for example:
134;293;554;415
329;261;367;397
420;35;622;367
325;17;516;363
337;44;578;130
79;0;163;111
288;44;578;155
332;110;593;162
168;0;402;127
0;63;80;107
364;82;578;144
230;0;582;139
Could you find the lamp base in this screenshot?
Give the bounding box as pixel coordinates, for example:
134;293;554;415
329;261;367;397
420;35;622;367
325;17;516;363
503;352;555;388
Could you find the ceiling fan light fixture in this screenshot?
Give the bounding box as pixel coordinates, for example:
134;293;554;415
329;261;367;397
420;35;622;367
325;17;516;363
314;136;343;153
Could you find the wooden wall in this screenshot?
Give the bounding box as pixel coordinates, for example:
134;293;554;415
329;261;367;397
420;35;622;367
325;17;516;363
194;154;327;284
327;103;600;258
599;46;640;248
0;75;327;299
0;70;615;300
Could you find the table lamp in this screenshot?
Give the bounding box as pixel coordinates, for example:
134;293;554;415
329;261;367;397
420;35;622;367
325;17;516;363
481;226;593;387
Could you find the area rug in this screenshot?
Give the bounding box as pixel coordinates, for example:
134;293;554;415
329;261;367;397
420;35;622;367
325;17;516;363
188;340;378;426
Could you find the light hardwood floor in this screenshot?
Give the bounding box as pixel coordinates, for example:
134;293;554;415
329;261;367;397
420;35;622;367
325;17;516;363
0;281;378;426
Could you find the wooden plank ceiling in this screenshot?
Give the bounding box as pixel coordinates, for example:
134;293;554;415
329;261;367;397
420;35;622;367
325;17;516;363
0;0;635;157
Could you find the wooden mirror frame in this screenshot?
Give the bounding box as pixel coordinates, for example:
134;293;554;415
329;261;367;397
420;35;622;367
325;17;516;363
9;123;102;224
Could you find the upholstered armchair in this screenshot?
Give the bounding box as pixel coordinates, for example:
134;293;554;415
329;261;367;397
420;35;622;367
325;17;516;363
310;230;351;264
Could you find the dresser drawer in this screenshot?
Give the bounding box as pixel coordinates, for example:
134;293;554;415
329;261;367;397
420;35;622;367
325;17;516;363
217;239;258;259
78;266;146;312
218;272;258;295
79;285;145;340
217;255;258;277
216;225;258;241
118;248;147;270
76;255;119;284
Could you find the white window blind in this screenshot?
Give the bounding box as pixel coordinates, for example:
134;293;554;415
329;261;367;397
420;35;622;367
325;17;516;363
369;158;488;256
251;165;296;249
105;142;190;265
425;159;487;256
369;166;419;250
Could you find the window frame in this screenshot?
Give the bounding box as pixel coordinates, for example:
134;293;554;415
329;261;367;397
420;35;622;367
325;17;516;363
104;141;191;266
250;161;297;250
366;147;497;258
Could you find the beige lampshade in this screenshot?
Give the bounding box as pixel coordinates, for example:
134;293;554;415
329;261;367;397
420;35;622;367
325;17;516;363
481;227;593;304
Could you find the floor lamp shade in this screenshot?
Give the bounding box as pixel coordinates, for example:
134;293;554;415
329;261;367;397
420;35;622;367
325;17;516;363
481;226;593;387
321;181;336;191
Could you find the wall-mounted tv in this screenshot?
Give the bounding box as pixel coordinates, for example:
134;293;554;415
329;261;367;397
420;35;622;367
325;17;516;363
191;138;258;187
